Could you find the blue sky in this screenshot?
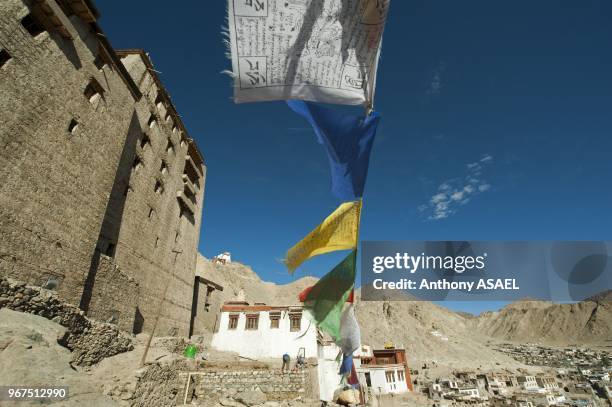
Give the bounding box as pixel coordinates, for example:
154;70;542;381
98;1;612;314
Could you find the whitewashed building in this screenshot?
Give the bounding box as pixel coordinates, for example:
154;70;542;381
354;345;412;395
211;301;317;359
210;300;344;402
517;375;541;391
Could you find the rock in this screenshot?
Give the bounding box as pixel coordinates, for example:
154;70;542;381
335;389;358;406
235;389;267;406
219;397;245;407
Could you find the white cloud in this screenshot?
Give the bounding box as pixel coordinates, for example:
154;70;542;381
450;191;465;201
420;154;494;221
431;193;447;203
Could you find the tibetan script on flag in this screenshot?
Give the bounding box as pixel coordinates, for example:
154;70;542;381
227;0;390;105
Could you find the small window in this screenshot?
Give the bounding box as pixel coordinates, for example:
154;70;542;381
246;314;259;330
93;53;106;70
0;49;11;68
84;78;104;105
289;312;301;332
132;156;142;172
166;140;175;154
21;14;44;37
174;232;180;242
148;207;154;219
147;114;157;128
228;314;239;330
155;93;164;109
270;312;280;329
397;370;405;382
154;237;160;247
160;160;168;175
385;371;396;383
140;133;150;149
154;180;163;194
67;118;78;135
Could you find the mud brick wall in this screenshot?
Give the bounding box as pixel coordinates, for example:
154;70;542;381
85;255;139;333
0;0;139;305
0;0;207;337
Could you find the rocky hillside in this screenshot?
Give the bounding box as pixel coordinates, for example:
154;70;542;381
196;254;318;306
470;294;612;344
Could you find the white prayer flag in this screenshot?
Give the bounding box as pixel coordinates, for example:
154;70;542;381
227;0;390;105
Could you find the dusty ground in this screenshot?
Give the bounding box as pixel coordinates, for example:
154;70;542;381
2;259;610;406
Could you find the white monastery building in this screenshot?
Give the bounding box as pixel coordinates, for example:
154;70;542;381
211;300;318;359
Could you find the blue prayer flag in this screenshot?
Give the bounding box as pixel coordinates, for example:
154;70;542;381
287;100;381;201
339;354;353;376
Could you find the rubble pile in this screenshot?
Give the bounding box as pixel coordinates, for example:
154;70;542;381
0;276;133;365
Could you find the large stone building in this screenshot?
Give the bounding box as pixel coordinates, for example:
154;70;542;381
0;0;206;336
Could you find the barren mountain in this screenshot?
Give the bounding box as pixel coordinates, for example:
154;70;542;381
470;296;612;344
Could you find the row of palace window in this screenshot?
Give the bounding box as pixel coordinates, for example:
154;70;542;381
228;312;302;332
385;370;406;384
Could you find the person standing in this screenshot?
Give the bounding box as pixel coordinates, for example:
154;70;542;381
282;353;290;373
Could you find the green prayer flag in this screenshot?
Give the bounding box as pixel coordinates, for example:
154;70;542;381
303;250;356;341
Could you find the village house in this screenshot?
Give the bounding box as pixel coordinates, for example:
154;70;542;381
209;299;354;403
517;375;541;392
536;376;559;391
484;374;510;395
354;345;413;395
457;386;481;399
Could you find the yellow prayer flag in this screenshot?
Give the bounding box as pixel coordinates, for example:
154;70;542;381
286;200;361;273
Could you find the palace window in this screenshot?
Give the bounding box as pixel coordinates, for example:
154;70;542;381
289;312;302;332
246;314;259;330
84;78;105;106
140;133;150;149
0;49;11;68
160;160;168;175
166;139;175;155
397;370;405;382
67;118;78;135
132;156;143;173
385;371;396;383
228;314;239;330
21;14;44;37
270;312;280;329
147;114;157;128
154;180;163;194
